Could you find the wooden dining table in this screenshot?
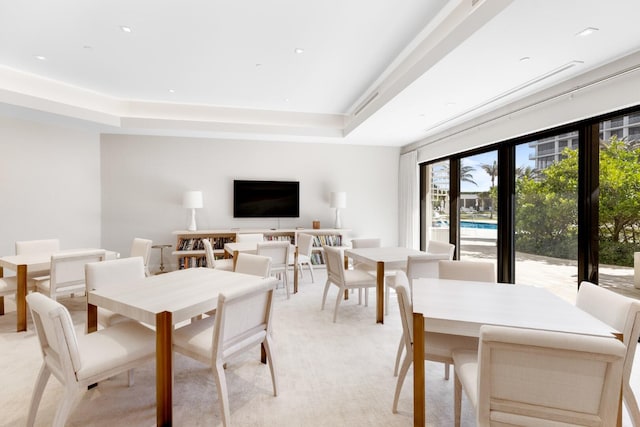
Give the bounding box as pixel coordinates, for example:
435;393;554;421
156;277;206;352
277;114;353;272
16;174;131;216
344;246;425;323
224;241;300;293
410;278;622;427
87;267;278;426
0;248;118;332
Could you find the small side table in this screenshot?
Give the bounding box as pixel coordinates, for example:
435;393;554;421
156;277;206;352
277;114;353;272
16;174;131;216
152;244;172;274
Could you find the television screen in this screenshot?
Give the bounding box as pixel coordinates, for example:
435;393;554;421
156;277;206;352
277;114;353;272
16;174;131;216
233;180;300;218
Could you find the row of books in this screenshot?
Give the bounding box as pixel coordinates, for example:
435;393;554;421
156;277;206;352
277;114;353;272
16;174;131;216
177;237;234;251
177;256;208;269
312;235;342;247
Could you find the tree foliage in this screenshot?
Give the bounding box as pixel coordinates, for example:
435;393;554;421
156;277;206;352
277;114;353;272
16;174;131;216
515;137;640;265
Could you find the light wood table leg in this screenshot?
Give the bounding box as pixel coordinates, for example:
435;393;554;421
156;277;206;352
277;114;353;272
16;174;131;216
156;311;173;427
376;261;385;324
413;312;425;426
17;264;27;332
87;303;98;333
0;266;4;315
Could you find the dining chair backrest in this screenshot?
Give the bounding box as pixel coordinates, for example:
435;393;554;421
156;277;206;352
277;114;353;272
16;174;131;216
236;233;264;243
213;279;276;362
351;238;381;249
296;233;315;257
130;238;152;276
425;239;455;259
438;260;495;282
394;271;413;345
576;281;640;425
256;241;289;266
473;324;625;426
45;250;106;299
15;239;60;255
85;256;145;292
406;253;451;285
28;291;80;384
323;245;346;285
202;238;216;268
234;253;272;277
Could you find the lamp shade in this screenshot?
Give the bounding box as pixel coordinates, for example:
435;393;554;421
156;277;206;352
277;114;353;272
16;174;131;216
183;191;203;209
330;191;347;209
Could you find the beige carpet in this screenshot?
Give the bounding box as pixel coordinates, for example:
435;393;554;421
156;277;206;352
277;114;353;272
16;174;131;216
4;267;631;427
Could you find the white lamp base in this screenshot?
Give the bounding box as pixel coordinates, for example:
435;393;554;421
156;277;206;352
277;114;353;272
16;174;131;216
187;208;197;231
334;208;342;229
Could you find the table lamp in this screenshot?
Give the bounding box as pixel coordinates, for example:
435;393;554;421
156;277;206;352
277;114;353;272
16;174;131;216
330;191;346;229
183;190;203;231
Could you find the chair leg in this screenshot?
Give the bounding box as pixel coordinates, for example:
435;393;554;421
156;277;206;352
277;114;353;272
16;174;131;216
444;363;450;380
27;364;51;427
263;335;279;396
284;269;290;300
307;262;315;283
127;369;135;387
321;280;331;310
333;287;344;323
393;334;404;377
392;352;413;413
53;387;83;427
454;372;462;427
385;284;390;315
624;381;640;427
213;361;231;427
364;288;369;307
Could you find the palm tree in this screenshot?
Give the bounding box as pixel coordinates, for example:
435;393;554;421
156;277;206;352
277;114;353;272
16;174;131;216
481;160;498;219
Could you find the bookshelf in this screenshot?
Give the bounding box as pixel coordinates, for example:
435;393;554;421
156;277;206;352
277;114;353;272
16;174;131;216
173;228;348;269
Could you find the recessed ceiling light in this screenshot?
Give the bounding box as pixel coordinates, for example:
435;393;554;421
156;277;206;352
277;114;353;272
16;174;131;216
35;55;46;61
168;89;176;94
120;25;132;33
284;98;290;102
576;27;598;37
293;48;304;54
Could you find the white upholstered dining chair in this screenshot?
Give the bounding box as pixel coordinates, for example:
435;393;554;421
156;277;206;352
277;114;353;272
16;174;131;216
392;271;477;414
203;238;234;271
34;249;106;301
350;237;399;314
235;233;264;243
129;237;152;276
452;324;626;427
26;292;155;427
289;232;315;283
425;239;455;259
84;256;146;328
15;238;61;255
576;281;640;426
257;241;291;298
388;253;452;378
234;253;272;277
173;279;278;427
321;245;377;322
438;260;496;282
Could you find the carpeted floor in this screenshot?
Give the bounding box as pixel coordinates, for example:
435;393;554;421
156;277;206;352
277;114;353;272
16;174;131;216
1;268;635;426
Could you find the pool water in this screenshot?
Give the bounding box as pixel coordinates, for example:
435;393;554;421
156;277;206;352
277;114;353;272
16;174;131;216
460;220;497;230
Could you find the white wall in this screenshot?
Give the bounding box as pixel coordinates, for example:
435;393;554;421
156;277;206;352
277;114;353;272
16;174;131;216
0;115;101;259
100;134;400;271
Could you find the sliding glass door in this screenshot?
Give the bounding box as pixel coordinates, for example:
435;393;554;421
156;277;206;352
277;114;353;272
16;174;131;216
514;133;579;301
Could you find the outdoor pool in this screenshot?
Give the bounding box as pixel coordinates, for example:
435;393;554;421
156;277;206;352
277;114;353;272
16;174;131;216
460;220;497;230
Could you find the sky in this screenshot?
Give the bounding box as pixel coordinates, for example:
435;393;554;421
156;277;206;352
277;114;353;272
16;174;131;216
460;144;534;192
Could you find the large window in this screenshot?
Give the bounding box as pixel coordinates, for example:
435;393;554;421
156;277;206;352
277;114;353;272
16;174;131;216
597;113;640;293
515;134;579;301
459;151;498;265
419;105;640;301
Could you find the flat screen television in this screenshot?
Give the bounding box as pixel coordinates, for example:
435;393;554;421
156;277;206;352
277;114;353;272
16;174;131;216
233;180;300;218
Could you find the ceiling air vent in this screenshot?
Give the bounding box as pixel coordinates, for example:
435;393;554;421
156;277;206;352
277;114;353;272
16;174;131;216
354;91;379;116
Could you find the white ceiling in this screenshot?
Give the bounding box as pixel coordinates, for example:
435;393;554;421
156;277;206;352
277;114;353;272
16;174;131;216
1;0;640;147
